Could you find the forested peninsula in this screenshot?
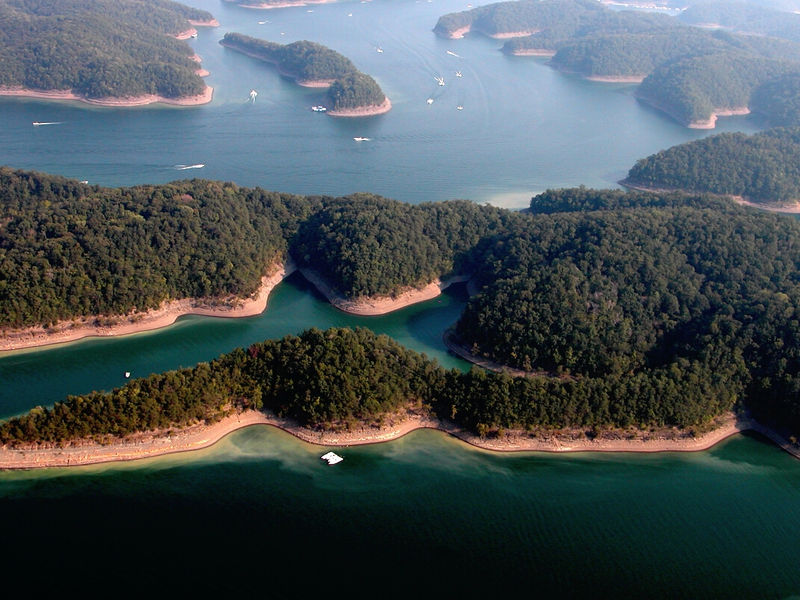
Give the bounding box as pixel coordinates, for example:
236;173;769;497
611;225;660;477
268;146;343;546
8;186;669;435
220;33;389;115
4;171;800;460
623;127;800;205
0;0;217;105
435;0;800;128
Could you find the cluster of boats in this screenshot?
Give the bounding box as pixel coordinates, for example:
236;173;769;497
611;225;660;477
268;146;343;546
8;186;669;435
311;105;327;112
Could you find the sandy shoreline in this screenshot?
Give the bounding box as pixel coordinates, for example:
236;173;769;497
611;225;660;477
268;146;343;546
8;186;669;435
442;25;471;39
299;268;468;315
229;0;337;9
0;85;213;107
327;97;392;117
1;408;795;470
586;74;645;83
0;260;296;352
510;48;556;57
689;107;750;129
0;261;465;351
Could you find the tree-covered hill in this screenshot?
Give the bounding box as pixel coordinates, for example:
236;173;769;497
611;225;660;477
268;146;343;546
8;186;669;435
623;127;800;203
5;176;800;441
0;168;316;328
679;0;800;42
220;32;386;110
438;0;800;126
290;194;514;298
0;0;212;99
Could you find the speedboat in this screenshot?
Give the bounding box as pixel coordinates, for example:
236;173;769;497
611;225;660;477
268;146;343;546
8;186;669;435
353;137;371;141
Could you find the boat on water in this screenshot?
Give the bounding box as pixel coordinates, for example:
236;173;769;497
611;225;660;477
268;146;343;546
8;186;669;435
311;105;327;112
455;71;463;78
125;372;131;378
321;451;344;465
353;137;371;141
446;50;459;57
32;121;60;126
427;98;434;104
435;76;445;86
376;46;384;53
190;32;198;38
457;105;464;110
249;89;258;102
174;164;205;170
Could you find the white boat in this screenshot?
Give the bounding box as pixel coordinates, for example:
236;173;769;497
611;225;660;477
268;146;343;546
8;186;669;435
174;164;205;170
258;20;269;24
321;451;344;465
125;372;131;378
190;32;198;38
353;136;371;141
311;105;327;112
32;121;60;126
376;46;384;53
426;98;434;104
249;89;258;102
435;76;445;86
455;71;463;77
446;50;459;57
456;105;463;110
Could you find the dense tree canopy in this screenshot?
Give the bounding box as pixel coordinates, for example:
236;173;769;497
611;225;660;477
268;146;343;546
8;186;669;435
0;168;316;328
6;173;800;441
624;127;800;203
220;32;385;108
0;0;210;98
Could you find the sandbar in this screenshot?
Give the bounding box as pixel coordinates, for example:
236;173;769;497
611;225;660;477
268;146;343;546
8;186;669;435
1;408;795;470
0;85;213;107
0;260;295;352
299;267;468;315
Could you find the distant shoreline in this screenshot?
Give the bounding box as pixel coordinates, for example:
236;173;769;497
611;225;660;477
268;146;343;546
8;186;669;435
0;85;213;107
1;408;797;470
619;180;800;213
226;0;336;10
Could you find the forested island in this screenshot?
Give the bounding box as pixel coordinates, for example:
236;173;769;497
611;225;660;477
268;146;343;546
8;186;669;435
435;0;800;127
220;33;389;115
623;127;800;204
3;170;800;461
0;0;217;105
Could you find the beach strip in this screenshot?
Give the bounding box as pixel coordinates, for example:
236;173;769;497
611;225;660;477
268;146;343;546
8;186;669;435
2;409;796;470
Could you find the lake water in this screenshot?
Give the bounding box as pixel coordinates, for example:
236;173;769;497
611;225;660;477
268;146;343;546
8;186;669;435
0;0;760;208
0;1;796;597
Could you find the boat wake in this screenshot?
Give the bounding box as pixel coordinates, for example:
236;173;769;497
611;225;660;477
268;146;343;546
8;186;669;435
32;121;62;126
174;164;205;170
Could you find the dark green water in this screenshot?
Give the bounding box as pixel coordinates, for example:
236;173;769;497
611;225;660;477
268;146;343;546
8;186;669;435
2;427;799;598
1;1;799;596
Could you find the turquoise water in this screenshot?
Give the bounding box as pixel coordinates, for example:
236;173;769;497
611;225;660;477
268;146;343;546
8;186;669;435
1;1;797;596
